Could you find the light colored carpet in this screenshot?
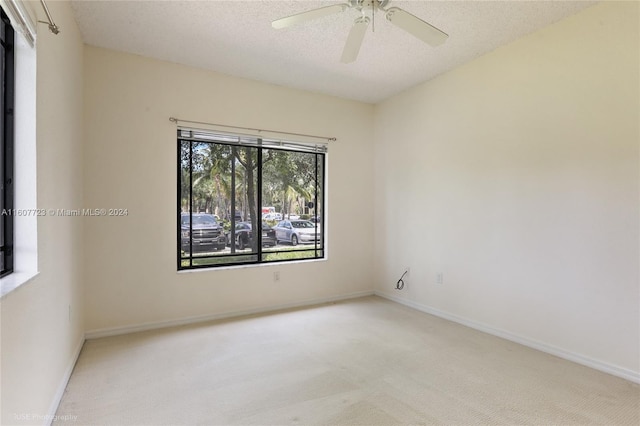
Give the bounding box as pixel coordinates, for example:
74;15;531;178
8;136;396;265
55;296;639;425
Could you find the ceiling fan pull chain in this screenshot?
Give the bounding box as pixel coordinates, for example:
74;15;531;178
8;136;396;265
372;0;375;32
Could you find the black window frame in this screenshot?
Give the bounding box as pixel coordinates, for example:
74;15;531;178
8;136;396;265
1;8;15;278
177;128;326;270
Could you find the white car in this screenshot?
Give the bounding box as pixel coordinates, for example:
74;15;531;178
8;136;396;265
263;212;283;221
273;220;320;245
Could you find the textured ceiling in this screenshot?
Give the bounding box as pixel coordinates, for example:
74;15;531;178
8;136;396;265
70;0;596;104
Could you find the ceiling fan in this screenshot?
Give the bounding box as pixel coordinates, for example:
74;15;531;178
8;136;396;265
272;0;448;63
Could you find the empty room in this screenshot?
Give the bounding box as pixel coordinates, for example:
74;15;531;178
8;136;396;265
0;0;638;425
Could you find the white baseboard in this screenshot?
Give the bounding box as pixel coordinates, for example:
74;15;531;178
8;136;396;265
45;336;84;425
375;290;640;384
85;290;375;339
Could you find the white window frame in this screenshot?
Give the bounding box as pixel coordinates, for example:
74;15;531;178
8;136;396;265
0;0;37;297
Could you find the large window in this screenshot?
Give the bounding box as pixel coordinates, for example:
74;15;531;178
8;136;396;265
0;8;15;278
178;128;326;270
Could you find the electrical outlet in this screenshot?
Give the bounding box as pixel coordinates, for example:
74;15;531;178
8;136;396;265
274;271;280;282
436;273;443;284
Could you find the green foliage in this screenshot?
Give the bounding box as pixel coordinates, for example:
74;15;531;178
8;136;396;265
263;250;320;262
181;255;255;268
180;247;322;268
182;141;322;222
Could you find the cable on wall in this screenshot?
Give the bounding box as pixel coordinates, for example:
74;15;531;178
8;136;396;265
395;270;408;290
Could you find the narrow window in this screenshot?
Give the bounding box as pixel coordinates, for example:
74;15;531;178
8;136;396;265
178;129;326;270
0;8;15;277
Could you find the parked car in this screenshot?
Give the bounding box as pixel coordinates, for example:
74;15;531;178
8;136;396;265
263;212;283;221
181;213;226;252
227;221;277;250
229;211;243;222
273;220;320;245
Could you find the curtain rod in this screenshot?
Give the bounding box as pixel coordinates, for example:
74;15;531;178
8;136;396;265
169;117;337;142
38;0;59;34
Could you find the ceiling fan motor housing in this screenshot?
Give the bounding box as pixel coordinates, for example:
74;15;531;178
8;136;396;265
349;0;390;11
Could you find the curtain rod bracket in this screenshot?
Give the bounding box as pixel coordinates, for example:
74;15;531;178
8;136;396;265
38;0;60;35
37;20;59;34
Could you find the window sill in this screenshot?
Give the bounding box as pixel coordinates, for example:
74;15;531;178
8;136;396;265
177;256;327;274
1;269;39;299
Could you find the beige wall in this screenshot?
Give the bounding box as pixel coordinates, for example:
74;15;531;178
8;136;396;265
2;1;639;420
374;1;639;378
82;47;375;333
0;1;85;424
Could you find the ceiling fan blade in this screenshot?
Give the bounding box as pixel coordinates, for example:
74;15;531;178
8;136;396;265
272;4;348;29
385;7;448;47
341;16;370;63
